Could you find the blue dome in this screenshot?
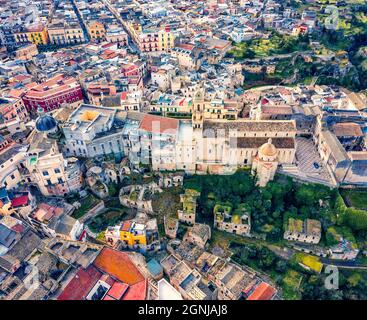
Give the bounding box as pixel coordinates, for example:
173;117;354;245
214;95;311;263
35;115;57;132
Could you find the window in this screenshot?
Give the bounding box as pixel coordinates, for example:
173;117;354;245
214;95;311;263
54;168;61;174
43;171;49;176
11;174;15;180
58;178;63;184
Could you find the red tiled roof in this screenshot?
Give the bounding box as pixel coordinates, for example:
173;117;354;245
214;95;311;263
25;82;38;90
24;74;80;99
11;195;29;208
120;91;128;101
33;203;63;222
333;122;363;137
261;98;269;105
139;114;178;134
26;23;45;33
93;247;145;285
100;274;115;287
247;282;276;300
13;75;31;82
11;223;25;234
122;279;147;300
102;42;115;49
120;220;132;232
58;265;102;300
107;282;129;300
7;89;26;98
176;43;194;51
103;294;116;300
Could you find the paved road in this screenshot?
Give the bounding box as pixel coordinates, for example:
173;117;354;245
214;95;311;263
101;0;138;52
242;50;313;63
70;0;90;42
267;243;367;270
320;258;367;270
268;245;295;260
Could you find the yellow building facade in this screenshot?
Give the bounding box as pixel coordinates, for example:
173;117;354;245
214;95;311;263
15;24;49;45
120;227;147;247
105;220;148;247
87;22;106;42
158;29;175;51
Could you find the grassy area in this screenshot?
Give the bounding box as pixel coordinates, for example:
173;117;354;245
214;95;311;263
282;270;303;300
152;187;183;220
211;229;264;250
326;226;358;248
72;194;100;219
104;198;121;208
293;253;323;273
107;183;118;197
228;32;310;59
96;231;106;243
340;189;367;210
88;207;132;233
228;237;304;300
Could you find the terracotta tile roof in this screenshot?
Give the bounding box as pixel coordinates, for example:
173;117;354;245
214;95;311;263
25;82;38;90
11;224;25;234
107;282;129;300
24;75;80;99
11;195;29;207
247;282;276;300
176;43;194;51
122;279;147;300
93;247;145;285
100;274;115;286
58;265;102;300
33;203;63;222
26;23;45;33
120;91;128;101
139;114;179;134
333;122;363;137
13;75;31;82
120;220;132;232
7;89;25;98
231;137;295;149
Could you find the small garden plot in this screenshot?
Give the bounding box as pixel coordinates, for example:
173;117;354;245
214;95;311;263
87;207;133;233
294;253;323;274
340;189;367;210
72;194;100;219
282;269;303;300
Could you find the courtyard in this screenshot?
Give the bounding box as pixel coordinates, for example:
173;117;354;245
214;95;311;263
288;137;335;185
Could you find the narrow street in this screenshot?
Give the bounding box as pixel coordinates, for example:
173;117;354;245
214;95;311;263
99;0;138;52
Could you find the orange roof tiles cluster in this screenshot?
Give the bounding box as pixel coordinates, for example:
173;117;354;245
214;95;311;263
58;248;148;300
139;114;179;134
247;282;276;300
120;221;132;232
121;279;147;300
93;247;145;285
333;122;363;137
58;265;102;300
33;203;63;222
106;282;129;300
24;74;80;99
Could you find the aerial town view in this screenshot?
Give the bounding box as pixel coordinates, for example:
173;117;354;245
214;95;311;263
0;0;367;304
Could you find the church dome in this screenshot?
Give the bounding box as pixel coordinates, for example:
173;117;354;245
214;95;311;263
35;114;58;132
259;138;277;158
